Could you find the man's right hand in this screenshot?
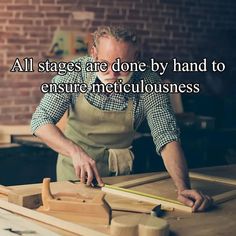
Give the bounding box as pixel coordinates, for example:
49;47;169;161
33;124;104;185
71;149;104;186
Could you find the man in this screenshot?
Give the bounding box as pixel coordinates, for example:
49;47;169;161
31;26;212;212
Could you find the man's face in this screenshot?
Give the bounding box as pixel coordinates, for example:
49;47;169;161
92;36;136;84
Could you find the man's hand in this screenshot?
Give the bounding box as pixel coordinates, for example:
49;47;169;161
71;149;104;186
177;189;213;212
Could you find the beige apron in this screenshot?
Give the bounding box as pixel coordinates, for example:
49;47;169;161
56;75;136;181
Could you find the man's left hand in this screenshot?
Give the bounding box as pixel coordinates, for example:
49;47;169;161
177;189;213;212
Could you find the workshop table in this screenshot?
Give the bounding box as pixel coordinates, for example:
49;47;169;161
0;165;236;236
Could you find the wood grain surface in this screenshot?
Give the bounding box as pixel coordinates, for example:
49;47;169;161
0;165;236;235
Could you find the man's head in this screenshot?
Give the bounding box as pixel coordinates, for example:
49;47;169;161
91;26;139;84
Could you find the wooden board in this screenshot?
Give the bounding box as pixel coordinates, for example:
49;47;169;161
0;208;60;236
0;185;42;209
2;168;236;235
6;174;236;215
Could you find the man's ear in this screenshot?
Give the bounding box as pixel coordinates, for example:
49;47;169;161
90;46;98;60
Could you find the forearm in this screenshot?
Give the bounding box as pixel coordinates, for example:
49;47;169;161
161;141;191;192
34;124;82;157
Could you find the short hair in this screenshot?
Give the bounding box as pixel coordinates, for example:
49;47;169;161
93;25;139;48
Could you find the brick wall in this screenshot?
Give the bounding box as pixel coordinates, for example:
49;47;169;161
0;0;236;124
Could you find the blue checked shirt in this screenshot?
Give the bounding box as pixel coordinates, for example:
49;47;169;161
31;56;180;155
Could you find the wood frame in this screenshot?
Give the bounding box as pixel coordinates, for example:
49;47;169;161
102;171;236;213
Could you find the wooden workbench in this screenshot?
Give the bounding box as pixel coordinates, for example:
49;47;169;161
1;165;236;236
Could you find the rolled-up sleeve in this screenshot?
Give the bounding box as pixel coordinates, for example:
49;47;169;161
143;74;181;156
31;74;72;134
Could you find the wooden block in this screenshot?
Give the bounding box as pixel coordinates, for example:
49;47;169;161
213;189;236;204
8;188;42;209
107;200;157;214
0;185;42;209
189;172;236;186
114;173;169;188
111;214;169;236
38;178;111;225
0;125;31;135
0;185;12;196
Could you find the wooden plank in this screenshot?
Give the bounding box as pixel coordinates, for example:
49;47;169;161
0;185;42;209
115;172;236;188
114;172;169;188
0;208;59;236
102;185;192;213
189;172;236;186
8;188;42;209
0;133;11;144
105;198;157;214
0;125;31;144
0;125;31;134
0;185;12;196
0;200;109;236
213;189;236;204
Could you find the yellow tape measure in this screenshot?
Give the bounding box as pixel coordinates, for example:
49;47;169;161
104;184;183;205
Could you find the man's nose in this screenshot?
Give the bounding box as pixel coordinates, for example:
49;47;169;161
112;71;121;77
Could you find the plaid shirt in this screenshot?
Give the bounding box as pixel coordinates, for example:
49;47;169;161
31;56;180;155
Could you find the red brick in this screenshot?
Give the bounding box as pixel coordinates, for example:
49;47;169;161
14;0;30;3
45;12;70;18
23;26;48;31
0;99;14;106
7;5;36;11
0;19;7;23
0;114;14;122
5;26;22;31
22;12;45;18
84;6;105;13
14;98;33;105
57;0;75;4
8;19;33;25
42;0;56;3
38;6;62;11
1;106;29;113
0;0;13;3
7;38;37;44
0;12;14;18
43;19;59;25
14;113;32;120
